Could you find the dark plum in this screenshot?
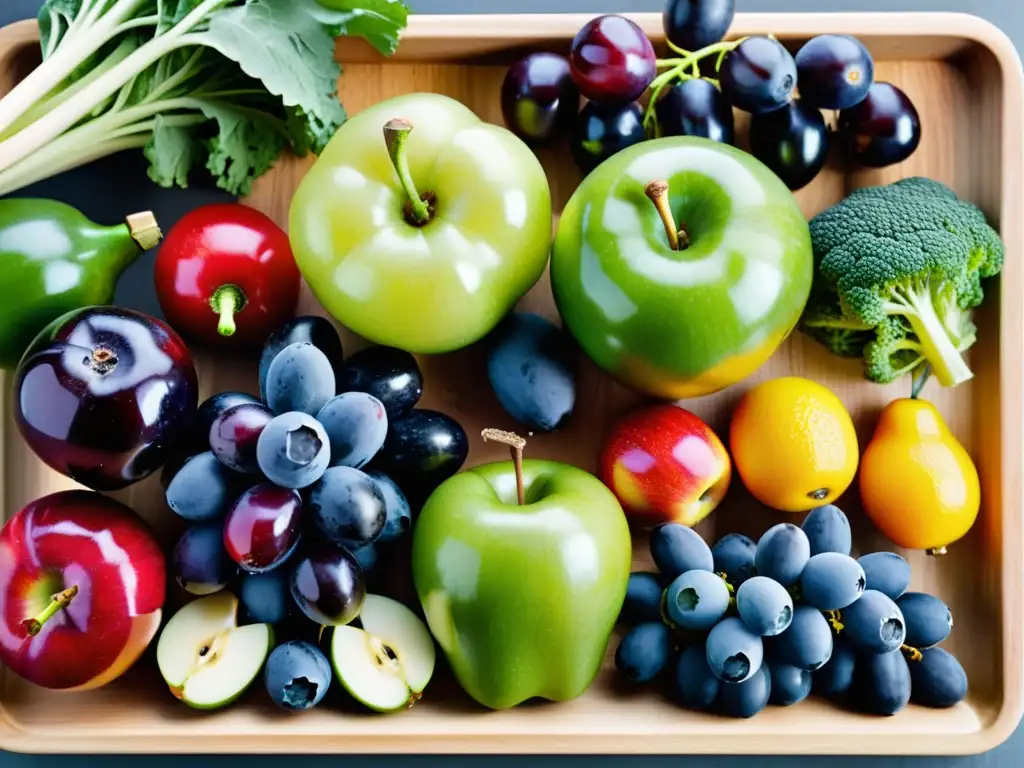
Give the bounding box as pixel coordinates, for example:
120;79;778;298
264;640;332;711
769;605;833;671
264;342;336;417
799;552;866;611
812;636;856;698
711;533;756;587
706;617;763;683
501;53;579;145
663;0;735;51
718;664;771;718
14;306;199;491
719;36;797;114
909;648;968;708
375;409;468;506
163;450;241;521
754;523;810;587
367;471;412;544
290;544;366;626
209;402;274;474
172;523;233;596
185;391;261;455
897;592;952;649
240;569;292;625
654;79;734;144
486;313;576;432
614;622;673;684
795;34;874;110
749;99;829;191
858;551;911;600
735;576;793;637
337;346;423;419
569;14;656;105
256;411;330;489
571;101;646;176
308;466;387;549
223;483;303;573
841;590;905;654
838;81;921;168
852;649;911;716
620;572;666;625
801;504;852;557
317;392;388;469
767;661;811;706
259;316;344;401
673;641;719;710
650;523;714;580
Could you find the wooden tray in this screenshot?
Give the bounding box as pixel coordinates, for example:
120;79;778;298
1;10;1023;756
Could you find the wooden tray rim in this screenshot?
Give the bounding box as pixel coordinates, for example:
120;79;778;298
0;9;1023;756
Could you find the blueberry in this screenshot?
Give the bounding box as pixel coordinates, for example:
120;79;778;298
841;590;905;654
620;572;666;626
317;392;388;469
163;451;241;521
799;552;866;611
768;605;833;671
264;640;332;711
259;316;344;401
813;636;856;699
858;552;911;600
736;576;793;637
909;647;968;708
307;466;387;549
767;660;811;706
240;570;291;624
801;504;852;556
664;570;730;631
718;664;771;718
706;617;764;683
265;342;336;416
755;523;810;587
615;622;673;684
852;648;911;716
256;411;330;489
367;471;413;545
172;523;233;595
711;533;756;587
650;523;714;580
673;641;719;710
896;592;952;649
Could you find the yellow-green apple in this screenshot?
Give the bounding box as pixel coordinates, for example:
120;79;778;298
0;490;165;690
599;403;731;527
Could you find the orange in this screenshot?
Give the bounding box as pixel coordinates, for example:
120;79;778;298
859;398;979;554
730;377;858;512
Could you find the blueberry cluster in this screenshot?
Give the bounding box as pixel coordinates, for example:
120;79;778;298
615;507;967;718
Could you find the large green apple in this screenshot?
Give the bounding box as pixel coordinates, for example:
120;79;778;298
411;456;631;710
550;135;813;400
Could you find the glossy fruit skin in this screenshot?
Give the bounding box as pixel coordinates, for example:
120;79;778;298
163;451;241;522
337;346;423;419
375;409;469;506
735;576;793;637
186;392;261;456
897;592;952;649
663;0;735;51
754;524;810;588
712;533;756;587
620;572;665;625
223;484;303;573
501;53;579;145
290;93;553;355
799;553;866;611
14;306;199;491
570;101;646;176
412;458;631;710
860;398;979;552
256;412;331;490
801;505;852;557
209;403;274;475
307;466;387;548
552;136;813;400
654;79;735;144
841;590;906;654
838;82;921;168
154;203;300;347
749;99;829;191
265;342;336;417
769;605;833;671
795;35;874;110
719;36;797;114
290;544;365;626
664;570;729;631
264;640;332;711
600;404;731;528
240;570;291;625
615;622;673;684
767;661;811;706
0;491;165;690
172;523;233;596
731;377;859;512
487;313;576;432
706;616;763;683
569;15;656;105
317;393;388;469
812;636;856;698
909;648;968;708
367;471;413;544
259;316;344;401
852;649;911;715
673;641;720;710
0;199;153;370
650;523;714;580
857;552;911;600
718;664;771;718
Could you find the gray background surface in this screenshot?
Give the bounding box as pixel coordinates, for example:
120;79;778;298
0;0;1020;765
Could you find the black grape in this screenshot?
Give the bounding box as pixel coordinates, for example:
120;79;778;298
718;664;771;718
719;36;797;114
858;551;911;600
615;622;673;684
897;592;953;649
767;661;811;706
651;523;714;580
749;99;829;191
813;636;856;699
768;605;833;672
909;647;968;708
801;504;852;557
654;79;734;144
795;34;875;110
841;590;906;654
754;523;810;587
852;649;911;716
799;552;866;611
673;641;720;710
620;572;666;625
711;532;756;587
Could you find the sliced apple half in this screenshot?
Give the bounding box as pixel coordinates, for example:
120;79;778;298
330;594;436;712
156;591;274;710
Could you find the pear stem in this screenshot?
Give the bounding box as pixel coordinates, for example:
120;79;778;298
22;586;78;636
482;428;527;505
384;118;432;225
210;284;247;337
645;180;689;250
911;364;932;400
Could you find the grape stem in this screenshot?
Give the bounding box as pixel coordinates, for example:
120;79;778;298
644;38;746;132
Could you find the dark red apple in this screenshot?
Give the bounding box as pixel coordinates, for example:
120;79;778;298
13;306;200;491
0;491;166;690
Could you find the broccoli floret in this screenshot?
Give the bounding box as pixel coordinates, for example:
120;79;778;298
800;177;1004;388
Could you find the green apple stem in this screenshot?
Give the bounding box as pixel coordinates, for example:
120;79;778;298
383;118;434;226
481;428;527;505
645;180;690;251
22;585;78;636
210;284;248;337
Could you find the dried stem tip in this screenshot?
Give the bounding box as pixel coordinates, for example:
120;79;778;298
644;179;689;251
481;429;527;450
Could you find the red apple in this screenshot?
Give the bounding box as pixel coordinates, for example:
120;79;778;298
599;404;731;527
0;491;166;690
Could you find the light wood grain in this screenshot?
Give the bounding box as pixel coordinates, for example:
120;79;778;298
0;12;1022;756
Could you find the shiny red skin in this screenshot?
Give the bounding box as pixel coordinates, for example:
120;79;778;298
569;15;657;105
0;491;165;690
223;483;302;573
14;306;199;492
209;402;274;475
599;404;732;528
154;203;300;347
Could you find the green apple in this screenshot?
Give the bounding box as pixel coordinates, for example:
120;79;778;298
411;434;632;710
156;592;273;710
550;135;813;400
328;594;436;712
289;92;553;354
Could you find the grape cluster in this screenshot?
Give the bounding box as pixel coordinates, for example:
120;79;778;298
615;506;967;718
164;316;468;630
500;0;921;188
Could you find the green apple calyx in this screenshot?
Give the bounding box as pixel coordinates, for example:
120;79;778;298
383;118;434;226
21;585;77;636
645;179;690;251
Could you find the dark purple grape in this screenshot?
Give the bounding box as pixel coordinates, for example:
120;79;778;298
858;552;911;600
718;664;771;718
290;544;365;626
501;53;579;145
838;82;921;168
851;649;911;716
909;648;968;708
571;101;646;175
374;409;468;507
664;0;735;51
337;346;423;419
711;533;756;587
620;572;665;625
749;99;829;190
223;483;303;573
172;523;233;596
767;660;811;706
307;466;387;549
896;592;952;649
812;636;856;699
654;78;734;144
209;402;273;474
615;622;673;684
801;504;852;557
719;36;797;114
569;14;656;105
795;34;874;110
186;391;261;455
